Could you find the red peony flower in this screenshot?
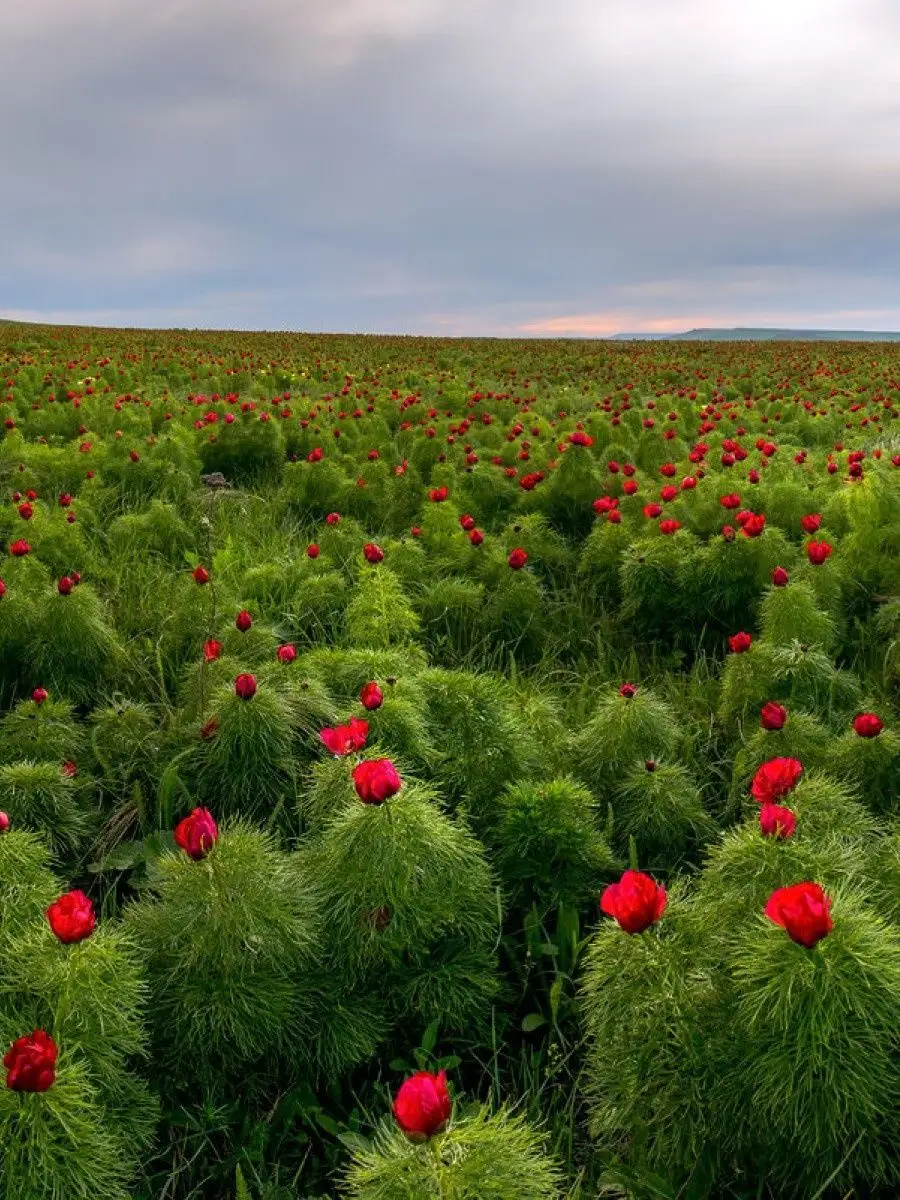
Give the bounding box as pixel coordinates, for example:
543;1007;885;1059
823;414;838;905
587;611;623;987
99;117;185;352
741;513;766;538
806;541;832;565
307;543;320;558
4;1030;57;1092
619;682;637;698
61;760;77;777
17;502;33;520
643;502;662;519
192;566;210;584
57;576;73;596
393;1070;452;1142
469;529;484;546
765;881;832;947
508;547;528;570
203;638;223;662
363;542;385;564
771;566;789;587
32;688;48;705
320;717;369;756
852;712;884;738
352;758;402;804
0;811;8;832
659;518;681;534
9;539;31;557
568;430;593;446
276;644;297;664
759;803;796;839
46;889;96;944
360;681;383;710
174;807;218;860
760;701;787;731
234;673;257;700
429;486;449;502
600;869;667;934
325;512;341;525
459;514;476;531
235;609;253;632
751;757;803;804
728;631;752;653
800;513;822;534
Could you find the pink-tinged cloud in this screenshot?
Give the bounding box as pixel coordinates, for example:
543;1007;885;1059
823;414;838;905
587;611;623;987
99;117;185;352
520;306;900;337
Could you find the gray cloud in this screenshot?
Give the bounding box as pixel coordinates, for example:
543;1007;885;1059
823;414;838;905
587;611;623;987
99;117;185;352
2;0;900;333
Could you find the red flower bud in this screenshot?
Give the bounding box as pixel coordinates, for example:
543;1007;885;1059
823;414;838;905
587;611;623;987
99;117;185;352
306;543;320;558
852;712;884;738
363;542;385;564
193;565;210;584
772;566;789;587
393;1070;452;1142
234;673;257;700
360;681;383;710
57;576;74;595
0;811;9;832
760;701;787;731
235;609;253;632
203;639;223;662
352;758;402;804
174;807;218;860
508;547;528;570
276;644;297;664
32;688;48;705
728;631;752;653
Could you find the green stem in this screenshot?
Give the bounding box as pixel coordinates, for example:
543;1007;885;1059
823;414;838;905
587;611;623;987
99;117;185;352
430;1137;450;1199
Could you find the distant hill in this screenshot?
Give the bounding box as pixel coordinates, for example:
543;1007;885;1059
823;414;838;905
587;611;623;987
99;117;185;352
610;327;900;342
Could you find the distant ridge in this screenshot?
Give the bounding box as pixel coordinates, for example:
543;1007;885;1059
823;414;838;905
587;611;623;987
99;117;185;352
610;327;900;342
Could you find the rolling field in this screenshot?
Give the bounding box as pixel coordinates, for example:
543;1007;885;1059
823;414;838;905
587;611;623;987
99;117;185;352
0;323;899;1199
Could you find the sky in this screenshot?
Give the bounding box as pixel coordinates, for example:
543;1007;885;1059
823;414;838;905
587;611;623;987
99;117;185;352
2;0;900;336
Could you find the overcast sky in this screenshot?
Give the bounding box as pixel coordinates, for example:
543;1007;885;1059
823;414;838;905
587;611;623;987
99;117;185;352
2;0;899;335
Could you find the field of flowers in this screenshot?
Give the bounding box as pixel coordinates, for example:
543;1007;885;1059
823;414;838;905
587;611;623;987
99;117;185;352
0;322;899;1199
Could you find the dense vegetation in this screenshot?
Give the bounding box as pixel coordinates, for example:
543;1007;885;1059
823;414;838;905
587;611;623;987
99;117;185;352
0;323;899;1199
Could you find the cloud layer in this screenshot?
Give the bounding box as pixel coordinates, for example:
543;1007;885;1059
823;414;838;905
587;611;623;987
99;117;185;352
2;0;899;333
